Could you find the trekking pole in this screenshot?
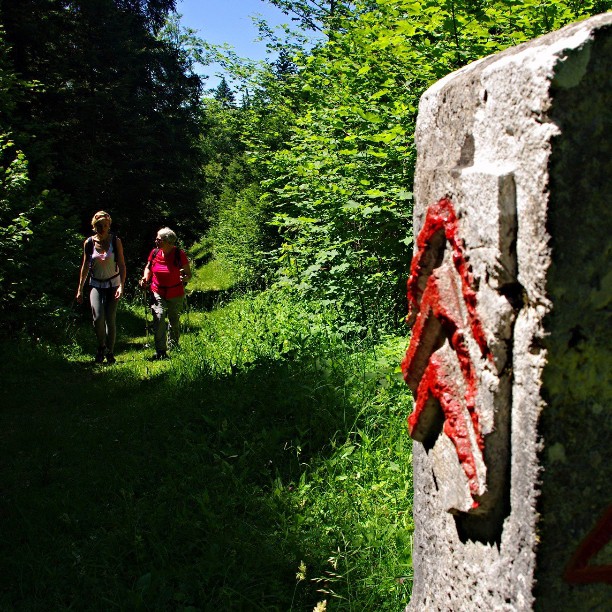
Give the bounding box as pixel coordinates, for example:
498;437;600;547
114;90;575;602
142;286;150;349
182;286;191;334
180;268;191;334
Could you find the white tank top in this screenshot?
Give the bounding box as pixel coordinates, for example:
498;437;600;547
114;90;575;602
89;239;120;288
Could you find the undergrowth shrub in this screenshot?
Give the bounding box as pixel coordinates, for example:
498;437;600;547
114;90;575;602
209;184;270;287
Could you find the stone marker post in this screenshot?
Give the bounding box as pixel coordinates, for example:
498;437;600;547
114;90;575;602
402;14;611;611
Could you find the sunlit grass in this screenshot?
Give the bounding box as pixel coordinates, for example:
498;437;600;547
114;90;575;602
189;258;235;292
0;290;413;610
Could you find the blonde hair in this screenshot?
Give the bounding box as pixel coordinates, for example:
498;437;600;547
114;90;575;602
91;210;112;228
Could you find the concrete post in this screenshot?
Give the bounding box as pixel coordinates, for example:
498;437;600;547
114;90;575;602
403;14;611;610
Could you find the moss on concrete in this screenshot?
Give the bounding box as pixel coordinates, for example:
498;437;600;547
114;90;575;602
536;27;612;610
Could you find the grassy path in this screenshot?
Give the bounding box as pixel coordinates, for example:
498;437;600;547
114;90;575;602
0;294;413;610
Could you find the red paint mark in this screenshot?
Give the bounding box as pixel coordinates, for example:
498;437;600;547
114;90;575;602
402;198;490;507
406;198;490;359
409;351;481;506
564;505;612;584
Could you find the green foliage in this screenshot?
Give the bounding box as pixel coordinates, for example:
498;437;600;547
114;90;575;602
263;2;417;333
209;184;271;286
0;135;34;305
0;40;82;333
0;0;204;271
0;92;80;333
0;1;209;334
198;74;293;290
0;291;414;610
266;0;357;32
198;99;253;222
214;76;237;108
262;0;610;333
0;29;32;314
0;24;19;116
187;235;236;294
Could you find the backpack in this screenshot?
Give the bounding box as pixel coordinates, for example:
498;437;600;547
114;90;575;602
85;233;119;275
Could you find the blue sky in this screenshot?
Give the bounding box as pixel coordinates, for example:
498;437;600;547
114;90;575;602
175;0;293;89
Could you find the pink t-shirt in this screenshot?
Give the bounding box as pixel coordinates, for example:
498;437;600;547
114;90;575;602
148;247;188;299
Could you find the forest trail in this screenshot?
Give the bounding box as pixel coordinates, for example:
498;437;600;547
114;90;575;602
0;295;413;610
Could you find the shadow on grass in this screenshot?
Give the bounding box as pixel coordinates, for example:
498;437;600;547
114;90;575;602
73;299;206;357
0;339;356;611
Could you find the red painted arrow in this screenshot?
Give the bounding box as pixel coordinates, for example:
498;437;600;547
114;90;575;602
564;505;612;584
402;198;491;508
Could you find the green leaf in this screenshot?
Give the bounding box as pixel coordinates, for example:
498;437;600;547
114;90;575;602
395;190;413;200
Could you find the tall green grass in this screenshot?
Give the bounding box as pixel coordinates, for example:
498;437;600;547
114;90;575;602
188;258;235;293
0;290;413;610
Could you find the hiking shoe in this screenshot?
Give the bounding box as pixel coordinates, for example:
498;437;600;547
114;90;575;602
106;352;116;364
150;351;168;361
95;349;106;364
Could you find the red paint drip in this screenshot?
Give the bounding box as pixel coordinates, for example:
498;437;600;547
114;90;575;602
403;198;490;506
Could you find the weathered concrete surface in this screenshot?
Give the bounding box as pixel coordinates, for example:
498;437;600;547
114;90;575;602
406;13;612;611
535;21;612;608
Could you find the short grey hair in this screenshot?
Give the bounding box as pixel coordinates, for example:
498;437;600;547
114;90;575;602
157;227;177;245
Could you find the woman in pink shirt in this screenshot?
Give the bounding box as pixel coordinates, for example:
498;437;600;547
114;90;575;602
140;227;191;360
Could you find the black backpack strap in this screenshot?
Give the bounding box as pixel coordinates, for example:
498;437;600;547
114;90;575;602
112;233;120;272
85;236;94;273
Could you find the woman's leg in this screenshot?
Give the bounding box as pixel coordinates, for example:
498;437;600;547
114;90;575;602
166;295;185;349
150;292;168;352
104;287;119;353
89;287;107;353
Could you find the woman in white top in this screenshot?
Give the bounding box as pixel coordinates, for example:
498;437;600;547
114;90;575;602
76;211;126;363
